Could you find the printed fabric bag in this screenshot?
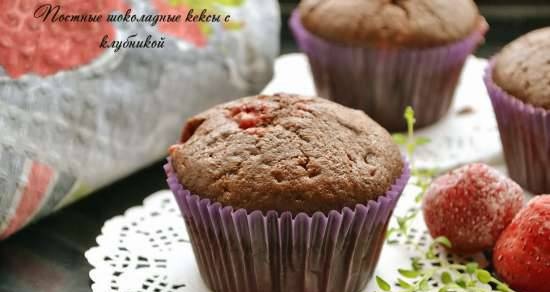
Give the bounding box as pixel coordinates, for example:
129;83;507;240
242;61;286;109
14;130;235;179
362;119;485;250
0;0;280;239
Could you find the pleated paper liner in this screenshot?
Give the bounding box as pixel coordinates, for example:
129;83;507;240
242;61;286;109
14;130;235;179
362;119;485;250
484;61;550;194
290;10;487;132
165;159;410;292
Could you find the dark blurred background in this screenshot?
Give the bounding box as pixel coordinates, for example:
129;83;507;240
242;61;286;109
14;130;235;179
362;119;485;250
1;2;549;292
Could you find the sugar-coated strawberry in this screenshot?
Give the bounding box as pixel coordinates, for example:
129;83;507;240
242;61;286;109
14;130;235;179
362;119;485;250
493;195;550;292
422;163;524;254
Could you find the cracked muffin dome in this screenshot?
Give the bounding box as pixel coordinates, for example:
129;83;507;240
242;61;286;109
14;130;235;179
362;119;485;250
298;0;485;48
493;27;550;110
169;93;404;215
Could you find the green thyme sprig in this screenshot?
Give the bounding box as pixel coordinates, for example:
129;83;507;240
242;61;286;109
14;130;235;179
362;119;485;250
377;237;514;292
392;107;431;169
377;107;515;292
386;107;433;241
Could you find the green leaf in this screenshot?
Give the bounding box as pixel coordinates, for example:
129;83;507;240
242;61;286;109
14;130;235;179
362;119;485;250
376;276;391;291
214;0;244;6
396;217;410;235
386;228;398;240
392;133;407;145
455;277;467;288
466;263;479;274
418;278;429;290
415;136;431;146
475;269;492;284
434;236;452;249
496;283;513;292
411;257;422;271
404;106;416;128
425;249;436;260
397;278;412;289
398;269;420;279
412;168;436;179
407;143;416;157
415;192;424;203
397;217;407;228
441;271;452;284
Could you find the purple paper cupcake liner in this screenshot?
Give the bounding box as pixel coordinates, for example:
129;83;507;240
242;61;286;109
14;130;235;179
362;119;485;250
290;10;486;132
165;159;410;292
484;60;550;194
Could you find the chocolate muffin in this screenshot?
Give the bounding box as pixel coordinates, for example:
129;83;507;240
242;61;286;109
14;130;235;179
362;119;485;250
170;93;403;214
484;27;550;194
165;93;410;292
493;27;550;110
290;0;487;131
299;0;482;48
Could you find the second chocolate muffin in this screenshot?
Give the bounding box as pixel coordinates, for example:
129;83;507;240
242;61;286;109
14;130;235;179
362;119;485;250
484;27;550;194
170;93;403;214
291;0;487;131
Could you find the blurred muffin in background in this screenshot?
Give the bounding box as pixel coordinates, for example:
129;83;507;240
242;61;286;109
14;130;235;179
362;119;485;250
484;27;550;194
290;0;487;131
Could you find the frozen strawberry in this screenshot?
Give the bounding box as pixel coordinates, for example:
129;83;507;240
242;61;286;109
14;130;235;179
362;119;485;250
493;195;550;292
0;0;124;78
422;163;524;254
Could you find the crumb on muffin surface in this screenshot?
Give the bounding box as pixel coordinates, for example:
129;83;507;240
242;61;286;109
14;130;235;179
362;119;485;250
170;93;403;215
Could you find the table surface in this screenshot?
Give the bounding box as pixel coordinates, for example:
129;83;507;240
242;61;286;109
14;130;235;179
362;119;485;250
1;9;550;291
0;160;167;292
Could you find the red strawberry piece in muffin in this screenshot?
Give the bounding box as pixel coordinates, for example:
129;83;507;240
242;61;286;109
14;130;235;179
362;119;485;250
227;103;273;130
422;163;525;254
493;195;550;292
0;0;124;78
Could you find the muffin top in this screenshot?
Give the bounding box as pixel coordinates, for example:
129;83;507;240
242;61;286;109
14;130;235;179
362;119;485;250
298;0;484;48
170;93;404;215
493;27;550;110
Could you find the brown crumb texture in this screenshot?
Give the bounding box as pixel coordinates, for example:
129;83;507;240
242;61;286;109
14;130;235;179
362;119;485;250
298;0;484;48
493;27;550;110
170;93;404;215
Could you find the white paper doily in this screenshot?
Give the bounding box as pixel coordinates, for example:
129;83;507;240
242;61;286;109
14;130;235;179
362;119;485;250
86;186;493;292
86;192;208;292
263;53;503;171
